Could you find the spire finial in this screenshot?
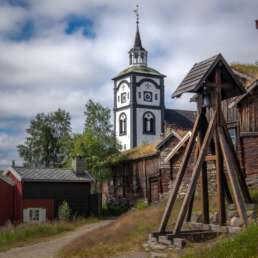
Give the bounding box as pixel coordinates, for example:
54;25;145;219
134;4;139;27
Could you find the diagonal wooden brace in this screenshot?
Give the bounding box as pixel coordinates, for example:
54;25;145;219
173;111;217;235
158;113;202;233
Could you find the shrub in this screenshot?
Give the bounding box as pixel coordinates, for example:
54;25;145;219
58;201;71;221
134;199;149;210
102;197;131;216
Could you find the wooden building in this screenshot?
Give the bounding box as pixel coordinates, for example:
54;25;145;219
106;130;194;203
0;157;98;225
107;62;258;204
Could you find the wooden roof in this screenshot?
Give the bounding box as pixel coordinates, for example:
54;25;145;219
229;79;258;108
172;54;246;100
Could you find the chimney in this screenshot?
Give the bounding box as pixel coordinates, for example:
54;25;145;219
72;156;85;175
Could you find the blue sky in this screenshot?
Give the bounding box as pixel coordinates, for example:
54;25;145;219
0;0;258;169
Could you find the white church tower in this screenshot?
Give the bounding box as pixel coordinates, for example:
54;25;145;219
113;6;166;150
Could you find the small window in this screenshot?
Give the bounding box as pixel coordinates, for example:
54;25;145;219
138;92;141;99
155;93;158;100
228;127;237;147
29;208;40;221
124;144;126;150
119;113;127;135
143;112;155;134
121;93;127;103
117;95;120;102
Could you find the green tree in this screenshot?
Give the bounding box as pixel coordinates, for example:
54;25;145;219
71;100;119;184
18;109;72;168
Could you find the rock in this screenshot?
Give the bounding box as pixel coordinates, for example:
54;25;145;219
227;210;238;218
151;252;168;258
191;213;202;223
228;204;236;211
149;243;167;250
230;217;243;227
158;235;173;246
173;238;186;249
211;212;219;224
228;226;242;234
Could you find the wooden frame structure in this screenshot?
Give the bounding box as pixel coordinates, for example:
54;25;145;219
156;54;252;239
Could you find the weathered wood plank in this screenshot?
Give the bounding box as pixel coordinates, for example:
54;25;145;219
218;127;248;226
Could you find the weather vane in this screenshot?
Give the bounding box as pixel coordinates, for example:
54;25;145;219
134;4;139;26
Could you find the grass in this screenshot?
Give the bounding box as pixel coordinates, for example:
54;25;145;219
182;224;258;258
59;199;176;258
0;217;99;252
58;189;258;258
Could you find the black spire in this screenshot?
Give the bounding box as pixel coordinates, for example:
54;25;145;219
129;5;148;66
134;25;143;49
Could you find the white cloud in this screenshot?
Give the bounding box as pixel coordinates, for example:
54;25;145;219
0;0;258;167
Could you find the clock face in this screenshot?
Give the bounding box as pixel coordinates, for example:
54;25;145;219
144;91;153;102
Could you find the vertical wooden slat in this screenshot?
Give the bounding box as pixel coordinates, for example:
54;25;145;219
158;113;202;233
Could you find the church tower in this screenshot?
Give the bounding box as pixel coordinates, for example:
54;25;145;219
113;6;166;150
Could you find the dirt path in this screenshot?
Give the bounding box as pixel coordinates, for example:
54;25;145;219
0;220;113;258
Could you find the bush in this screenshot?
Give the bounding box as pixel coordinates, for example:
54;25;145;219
58;201;71;221
102;197;131;216
134;199;149;210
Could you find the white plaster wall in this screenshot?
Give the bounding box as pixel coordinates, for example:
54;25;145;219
115;109;131;150
116;76;130;86
136;81;160;106
136;76;160;85
136;108;161;146
116;81;130;109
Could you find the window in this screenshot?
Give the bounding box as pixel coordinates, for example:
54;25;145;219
124;144;126;150
138;92;141;99
155;93;158;100
121;92;127;103
119;113;127;135
143;91;153;102
143;112;155;134
23;208;46;223
117;95;120;102
228;127;237;147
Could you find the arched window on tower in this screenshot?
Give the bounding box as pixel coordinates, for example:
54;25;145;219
143;112;155;134
119;113;127;135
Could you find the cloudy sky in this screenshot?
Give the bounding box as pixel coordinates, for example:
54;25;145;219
0;0;257;169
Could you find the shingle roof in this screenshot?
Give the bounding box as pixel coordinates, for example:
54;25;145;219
113;65;165;79
164;109;197;130
12;167;94;183
0;174;15;186
172;53;245;100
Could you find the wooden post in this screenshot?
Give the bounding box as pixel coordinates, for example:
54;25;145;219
158;113;202;233
173;111;217;235
214;129;226;225
218;127;248;225
214;67;226;225
199;111;209;224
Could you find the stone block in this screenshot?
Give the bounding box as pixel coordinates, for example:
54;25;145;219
230;217;243;227
173;238;186;249
228;226;242;234
158;235;173;246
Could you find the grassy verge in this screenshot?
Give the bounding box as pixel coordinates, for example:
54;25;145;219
59;199;182;258
0;217;99;252
183;224;258;258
